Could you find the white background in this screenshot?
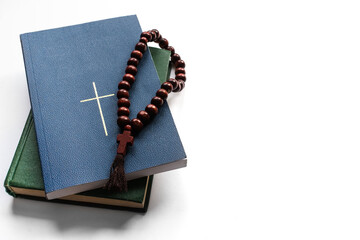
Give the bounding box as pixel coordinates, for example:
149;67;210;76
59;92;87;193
1;0;360;239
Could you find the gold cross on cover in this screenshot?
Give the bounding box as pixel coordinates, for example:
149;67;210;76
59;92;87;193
80;82;114;136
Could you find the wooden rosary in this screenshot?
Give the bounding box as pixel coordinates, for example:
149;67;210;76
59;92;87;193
105;29;186;191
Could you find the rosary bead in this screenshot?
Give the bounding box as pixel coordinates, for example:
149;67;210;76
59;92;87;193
155;34;162;43
117;107;130;116
127;57;139;67
150;31;157;41
131;50;143;60
173;85;181;92
167;78;179;90
117;116;130;127
118;80;131;90
167;46;175;56
151;96;164;108
137;110;151;125
175;73;186;82
159;38;169;49
171;53;181;63
125;65;137;76
152;29;160;39
117;98;130;108
139;37;148;44
135;42;147;53
117;89;129;99
141;32;152;41
123;73;135;84
175;59;186;68
130;118;144;133
178;80;185;91
173;80;184;92
124;124;132;131
145;104;159;117
156;89;168;100
161;82;173;93
175;67;185;75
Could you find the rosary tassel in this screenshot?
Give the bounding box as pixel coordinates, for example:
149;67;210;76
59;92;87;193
105;153;128;192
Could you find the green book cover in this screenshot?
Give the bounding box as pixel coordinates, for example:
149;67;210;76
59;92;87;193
4;47;171;212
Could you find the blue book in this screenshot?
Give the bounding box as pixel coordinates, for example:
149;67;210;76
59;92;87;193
21;15;187;200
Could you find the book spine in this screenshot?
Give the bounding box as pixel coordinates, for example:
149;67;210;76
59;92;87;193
20;34;54;194
3;112;34;197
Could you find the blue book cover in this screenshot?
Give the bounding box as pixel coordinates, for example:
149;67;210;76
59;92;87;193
20;15;187;200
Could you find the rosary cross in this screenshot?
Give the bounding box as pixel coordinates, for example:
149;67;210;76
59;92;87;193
116;131;134;155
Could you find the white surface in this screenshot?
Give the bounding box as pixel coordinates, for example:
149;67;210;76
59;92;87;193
1;0;360;239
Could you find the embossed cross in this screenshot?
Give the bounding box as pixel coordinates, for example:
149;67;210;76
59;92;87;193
80;82;115;136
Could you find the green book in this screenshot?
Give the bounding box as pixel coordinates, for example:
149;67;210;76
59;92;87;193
4;47;171;212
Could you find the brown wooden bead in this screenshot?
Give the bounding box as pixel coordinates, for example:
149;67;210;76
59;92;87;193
161;82;173;93
175;67;185;75
175;59;186;68
173;79;183;92
139;37;148;44
159;38;169;49
167;78;179;91
123;73;135;84
127;57;139;67
117;116;130;127
175;73;186;81
131;50;143;60
118;80;131;90
137;110;151;125
152;29;159;39
117;107;130;116
151;96;164;108
117;98;130;108
135;42;147;53
125;65;137;76
155;34;162;43
150;31;157;41
124;124;132;131
156;89;168;100
117;89;129;99
145;104;159;117
167;46;175;56
130;118;144;133
178;80;185;91
173;84;182;92
141;32;152;41
171;53;181;63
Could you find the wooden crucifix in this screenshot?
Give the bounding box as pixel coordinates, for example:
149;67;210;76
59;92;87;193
116;131;134;155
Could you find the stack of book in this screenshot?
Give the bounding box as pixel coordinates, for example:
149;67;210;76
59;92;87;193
4;15;187;212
